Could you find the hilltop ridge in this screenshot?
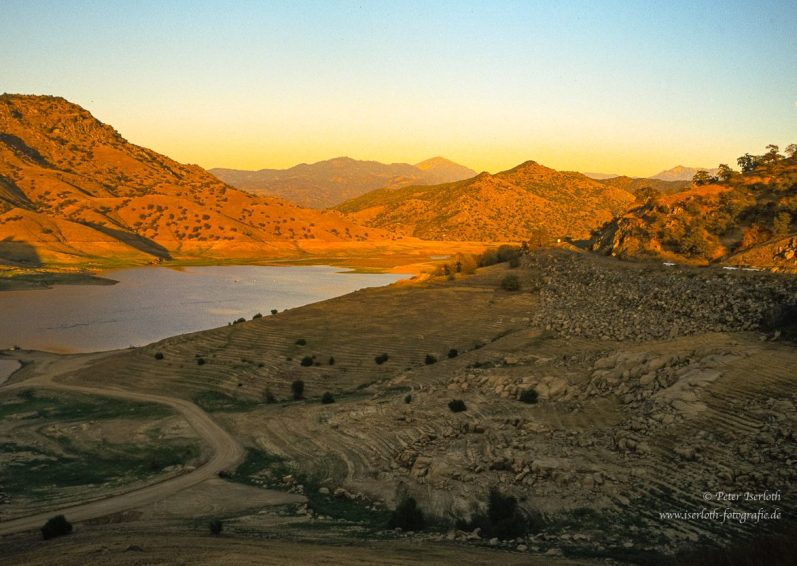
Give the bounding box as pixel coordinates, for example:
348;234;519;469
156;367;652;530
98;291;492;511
337;159;635;242
0;95;393;268
210;156;477;209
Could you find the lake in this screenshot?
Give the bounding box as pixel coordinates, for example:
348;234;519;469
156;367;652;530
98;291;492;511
0;265;409;353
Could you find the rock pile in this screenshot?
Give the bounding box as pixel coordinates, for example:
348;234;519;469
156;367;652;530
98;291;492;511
524;251;796;341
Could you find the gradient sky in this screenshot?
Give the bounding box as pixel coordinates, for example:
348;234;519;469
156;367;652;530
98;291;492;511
2;0;796;176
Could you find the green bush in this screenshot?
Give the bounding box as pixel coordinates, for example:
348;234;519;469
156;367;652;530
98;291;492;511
41;514;72;540
154;352;164;360
291;380;305;400
500;274;520;291
375;353;389;365
209;518;223;535
300;356;314;367
197;357;206;366
404;394;412;404
295;338;307;346
425;354;437;365
328;356;335;365
321;391;335;404
448;399;467;412
387;496;426;531
447;348;458;358
519;388;538;404
459;488;531;540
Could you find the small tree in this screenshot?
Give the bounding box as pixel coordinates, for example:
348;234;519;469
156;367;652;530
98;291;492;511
448;399;467;413
501;274;520;291
295;338;307;346
321;391;335;404
425;354;437;365
209;518;223;535
300;356;314;367
375;353;389;365
154;352;164;360
328;356;335;365
447;348;458;359
270;309;278;315
519;388;538;404
387;496;426;531
291;379;305;400
41;515;72;540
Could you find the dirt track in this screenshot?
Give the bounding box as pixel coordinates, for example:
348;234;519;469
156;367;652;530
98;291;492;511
0;351;244;536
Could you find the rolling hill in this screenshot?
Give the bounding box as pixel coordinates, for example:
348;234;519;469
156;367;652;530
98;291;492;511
596;175;690;196
210;156;476;209
336;161;635;242
592;145;797;271
0;95;393;268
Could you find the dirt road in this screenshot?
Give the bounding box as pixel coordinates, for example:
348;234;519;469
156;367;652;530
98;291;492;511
0;351;245;536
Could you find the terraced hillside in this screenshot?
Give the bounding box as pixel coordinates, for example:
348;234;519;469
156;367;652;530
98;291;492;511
48;249;796;562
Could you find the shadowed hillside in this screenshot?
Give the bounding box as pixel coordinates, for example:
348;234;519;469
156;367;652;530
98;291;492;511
336;161;635;241
0;95;396;267
210;156;476;209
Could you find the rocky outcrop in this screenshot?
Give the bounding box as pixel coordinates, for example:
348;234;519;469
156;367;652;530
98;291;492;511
524;251;796;341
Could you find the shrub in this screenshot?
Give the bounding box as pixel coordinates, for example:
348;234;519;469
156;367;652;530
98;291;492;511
321;391;335;404
209;519;223;535
500;274;520;291
425;354;437;365
300;356;314;367
328;356;335;365
270;309;278;315
233;317;246;324
291;379;305;400
519;388;538;404
387;496;426;531
448;399;467;413
197;357;206;366
460;488;530;540
252;312;263;319
263;388;276;404
295;338;307;346
154;352;164;360
375;353;389;365
447;348;458;359
404;394;412;404
41;514;72;540
508;255;521;268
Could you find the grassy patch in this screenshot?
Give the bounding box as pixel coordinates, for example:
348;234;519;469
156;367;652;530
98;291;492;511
227;448;390;527
193;391;259;412
0;437;199;496
0;389;174;421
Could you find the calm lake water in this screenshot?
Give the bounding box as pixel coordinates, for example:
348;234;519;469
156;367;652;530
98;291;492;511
0;265;409;353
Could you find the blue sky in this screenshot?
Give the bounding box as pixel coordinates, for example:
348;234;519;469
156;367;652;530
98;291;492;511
2;0;795;175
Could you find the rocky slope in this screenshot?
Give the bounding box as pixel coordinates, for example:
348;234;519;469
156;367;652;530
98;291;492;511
592;146;797;272
336;161;635;242
0;95;393;267
54;249;796;561
210;156;476;209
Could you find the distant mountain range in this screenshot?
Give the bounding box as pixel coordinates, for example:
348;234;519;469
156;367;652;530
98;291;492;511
649;165;720;182
0;95;390;267
584;166;720;182
210;156;477;209
336;161;635;241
